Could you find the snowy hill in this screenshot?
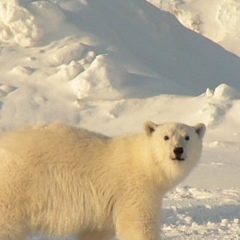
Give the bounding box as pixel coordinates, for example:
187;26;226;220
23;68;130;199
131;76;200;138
0;0;239;239
148;0;240;57
1;0;240;99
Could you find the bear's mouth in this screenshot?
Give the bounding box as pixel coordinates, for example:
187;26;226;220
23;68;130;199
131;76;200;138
172;157;185;162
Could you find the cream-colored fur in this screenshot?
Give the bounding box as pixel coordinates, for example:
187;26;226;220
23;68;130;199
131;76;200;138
0;122;206;240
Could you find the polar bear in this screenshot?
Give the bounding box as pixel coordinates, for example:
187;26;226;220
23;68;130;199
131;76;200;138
0;121;206;240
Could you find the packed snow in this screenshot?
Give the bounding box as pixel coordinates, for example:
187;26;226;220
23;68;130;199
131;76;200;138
0;0;239;239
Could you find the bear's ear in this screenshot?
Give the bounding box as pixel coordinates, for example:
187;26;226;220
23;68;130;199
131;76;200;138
194;123;206;139
144;121;158;136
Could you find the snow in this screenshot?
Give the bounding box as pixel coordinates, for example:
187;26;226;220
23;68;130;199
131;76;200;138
149;0;240;57
0;0;239;239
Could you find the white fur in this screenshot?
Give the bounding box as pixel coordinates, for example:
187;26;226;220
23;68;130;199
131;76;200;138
0;122;206;240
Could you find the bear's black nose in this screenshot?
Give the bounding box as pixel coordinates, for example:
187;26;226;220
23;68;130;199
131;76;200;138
173;147;184;156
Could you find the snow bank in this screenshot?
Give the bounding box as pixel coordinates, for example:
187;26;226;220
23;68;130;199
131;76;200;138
2;0;240;97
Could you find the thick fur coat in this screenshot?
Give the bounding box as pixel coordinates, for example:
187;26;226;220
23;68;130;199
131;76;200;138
0;122;206;240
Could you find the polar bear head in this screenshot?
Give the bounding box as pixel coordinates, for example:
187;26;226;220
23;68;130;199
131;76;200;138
144;121;206;187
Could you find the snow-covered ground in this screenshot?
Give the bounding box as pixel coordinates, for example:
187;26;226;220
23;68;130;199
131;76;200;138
0;0;239;239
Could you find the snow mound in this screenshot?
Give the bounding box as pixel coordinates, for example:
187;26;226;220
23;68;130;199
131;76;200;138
42;37;88;67
54;61;85;82
0;0;41;47
70;55;125;99
206;84;240;100
0;0;78;47
199;84;239;126
213;84;240;100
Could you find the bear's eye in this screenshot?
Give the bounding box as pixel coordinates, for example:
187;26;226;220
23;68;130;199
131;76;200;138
185;136;190;141
164;135;170;141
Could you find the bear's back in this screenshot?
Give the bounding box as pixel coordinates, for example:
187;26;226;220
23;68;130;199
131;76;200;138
0;123;109;165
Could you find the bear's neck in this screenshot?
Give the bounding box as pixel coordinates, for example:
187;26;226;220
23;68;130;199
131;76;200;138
108;134;158;182
108;134;185;194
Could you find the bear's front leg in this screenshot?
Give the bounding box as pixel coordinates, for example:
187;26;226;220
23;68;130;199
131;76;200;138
80;229;115;240
116;205;161;240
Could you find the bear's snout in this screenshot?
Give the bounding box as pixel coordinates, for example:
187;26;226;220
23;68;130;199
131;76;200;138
173;147;184;155
172;147;184;161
